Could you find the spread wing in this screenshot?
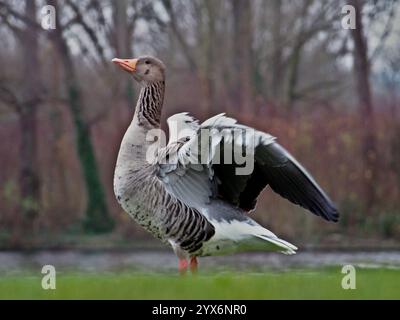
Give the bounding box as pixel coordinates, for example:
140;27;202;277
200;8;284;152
155;112;339;222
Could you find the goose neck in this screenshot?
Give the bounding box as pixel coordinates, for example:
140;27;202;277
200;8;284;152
134;80;165;128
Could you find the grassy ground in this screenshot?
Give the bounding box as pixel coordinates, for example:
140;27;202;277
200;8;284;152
0;267;398;299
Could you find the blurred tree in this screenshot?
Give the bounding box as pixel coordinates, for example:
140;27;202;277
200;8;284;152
270;0;283;103
155;0;222;115
110;0;134;108
349;0;378;210
18;0;42;229
199;0;218;114
230;0;253;115
383;50;400;188
0;0;42;235
48;0;114;233
285;1;338;108
252;0;341;110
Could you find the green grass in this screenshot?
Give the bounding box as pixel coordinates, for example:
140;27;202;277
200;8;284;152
0;267;399;299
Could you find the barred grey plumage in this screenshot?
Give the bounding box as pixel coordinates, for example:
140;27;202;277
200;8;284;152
112;56;339;273
137;80;164;127
114;164;214;254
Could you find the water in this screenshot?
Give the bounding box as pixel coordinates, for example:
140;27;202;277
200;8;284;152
0;250;399;274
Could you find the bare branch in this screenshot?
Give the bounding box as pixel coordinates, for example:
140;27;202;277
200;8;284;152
64;0;107;64
0;81;22;113
370;0;397;61
159;0;198;72
0;0;41;31
0;10;23;39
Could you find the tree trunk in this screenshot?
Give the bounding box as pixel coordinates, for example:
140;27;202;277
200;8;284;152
286;43;302;110
49;0;114;233
271;0;283;102
350;0;378;210
112;0;134;109
112;0;129;57
201;0;218;115
231;0;253;116
19;0;41;231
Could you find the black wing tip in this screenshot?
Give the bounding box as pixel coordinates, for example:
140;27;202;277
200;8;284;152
321;206;340;222
329;212;340;223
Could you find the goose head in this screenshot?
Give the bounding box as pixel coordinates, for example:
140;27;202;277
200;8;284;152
112;55;166;85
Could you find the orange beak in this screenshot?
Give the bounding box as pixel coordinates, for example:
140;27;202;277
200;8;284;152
112;58;138;73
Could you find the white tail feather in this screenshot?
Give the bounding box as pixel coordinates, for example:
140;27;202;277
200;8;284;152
254;234;298;255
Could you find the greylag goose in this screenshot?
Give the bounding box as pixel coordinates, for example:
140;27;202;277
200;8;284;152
112;56;339;273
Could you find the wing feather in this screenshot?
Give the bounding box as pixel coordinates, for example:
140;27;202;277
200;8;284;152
156;112;339;222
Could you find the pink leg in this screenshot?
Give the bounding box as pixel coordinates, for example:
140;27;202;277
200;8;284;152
190;257;198;273
178;258;188;275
